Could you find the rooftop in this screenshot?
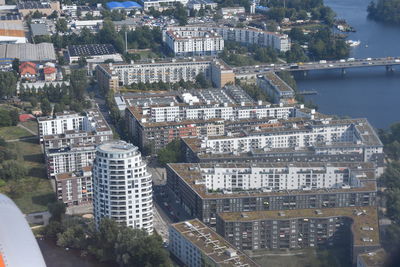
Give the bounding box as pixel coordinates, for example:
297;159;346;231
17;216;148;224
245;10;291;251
218;206;380;247
171;219;259;267
67;44;118;57
30;23;49;36
55;166;92;181
97;140;138;153
167;162;377;199
263;71;295;92
0;43;56;62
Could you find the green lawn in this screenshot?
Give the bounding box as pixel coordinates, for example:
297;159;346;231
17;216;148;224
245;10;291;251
0;125;34;140
20;120;39;135
0;138;55;214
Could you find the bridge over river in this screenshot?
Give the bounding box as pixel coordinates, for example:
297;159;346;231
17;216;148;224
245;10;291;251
234;57;400;78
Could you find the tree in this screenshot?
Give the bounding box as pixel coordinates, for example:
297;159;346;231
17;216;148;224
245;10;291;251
12;58;20;74
70;69;87;101
0;110;12;126
41;98;52;115
157;139;183;165
30;96;38;108
48;201;66;222
56;18;68;33
0;161;27;181
47;10;58;19
9;109;19;126
0;72;17;98
78;56;87;67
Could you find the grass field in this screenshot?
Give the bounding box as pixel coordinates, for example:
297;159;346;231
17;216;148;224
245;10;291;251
0;125;34;140
20;120;39;135
0;135;55;214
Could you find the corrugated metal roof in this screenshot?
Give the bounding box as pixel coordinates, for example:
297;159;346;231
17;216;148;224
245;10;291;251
0;43;56;61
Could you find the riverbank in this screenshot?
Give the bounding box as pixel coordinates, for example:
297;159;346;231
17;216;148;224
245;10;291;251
296;0;400;129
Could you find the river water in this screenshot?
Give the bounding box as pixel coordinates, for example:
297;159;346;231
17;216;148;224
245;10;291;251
296;0;400;129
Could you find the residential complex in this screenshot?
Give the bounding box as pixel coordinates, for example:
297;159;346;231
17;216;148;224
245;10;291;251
169;219;259;267
55;166;93;206
164;28;224;56
257;72;296;104
166;162;378;224
93;141;153;233
140;0;188;10
41;109;113;149
216;207;381;263
45;144;96;178
39;109;112;144
164;25;291;52
124;86;298;152
95;58;235;91
183;118;384;172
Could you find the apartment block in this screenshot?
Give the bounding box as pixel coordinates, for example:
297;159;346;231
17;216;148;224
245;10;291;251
164;25;291;52
216;207;381;264
55;166;93;206
164;29;224;56
125;86;297;152
257;72;296;104
166;162;378;225
183;118;384;171
45;144;96;178
93;141;153;233
95;58;212;92
41;109;113;149
169;219;259;267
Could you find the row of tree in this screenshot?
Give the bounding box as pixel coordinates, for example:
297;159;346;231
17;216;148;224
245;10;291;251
43;214;172;267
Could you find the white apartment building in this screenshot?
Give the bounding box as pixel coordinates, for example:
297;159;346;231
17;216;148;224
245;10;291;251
93;141;153;234
96;59;211;89
46;145;96;178
140;0;188;10
140;101;293;123
202;119;383;163
169;219;258;267
201;163;367;192
164;26;291;52
38;111;85;140
164;30;224;56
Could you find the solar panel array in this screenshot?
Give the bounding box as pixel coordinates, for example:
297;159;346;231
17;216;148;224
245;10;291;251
67;44;117;57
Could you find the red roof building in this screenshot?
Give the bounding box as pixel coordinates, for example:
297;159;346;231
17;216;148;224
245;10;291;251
19;62;37;80
43;67;57;81
19;114;35;122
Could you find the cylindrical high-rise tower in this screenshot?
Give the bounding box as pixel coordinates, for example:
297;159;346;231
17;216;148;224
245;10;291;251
93;140;153;234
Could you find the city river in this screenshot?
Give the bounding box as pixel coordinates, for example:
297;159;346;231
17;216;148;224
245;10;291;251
297;0;400;129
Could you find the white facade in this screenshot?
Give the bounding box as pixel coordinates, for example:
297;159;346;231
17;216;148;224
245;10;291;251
143;102;293;123
103;59;211;85
141;0;188;10
164;30;224;56
38;111;85;140
46;145;96;178
202;119;383;162
201;164;360;191
164;25;291;52
93;141;153;234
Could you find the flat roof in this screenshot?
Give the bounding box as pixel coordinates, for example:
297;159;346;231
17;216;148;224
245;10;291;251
97;140;138;153
171;219;259;266
218;206;380;247
67;44;118;57
30;23;49;36
167;162;377;199
0;43;56;61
